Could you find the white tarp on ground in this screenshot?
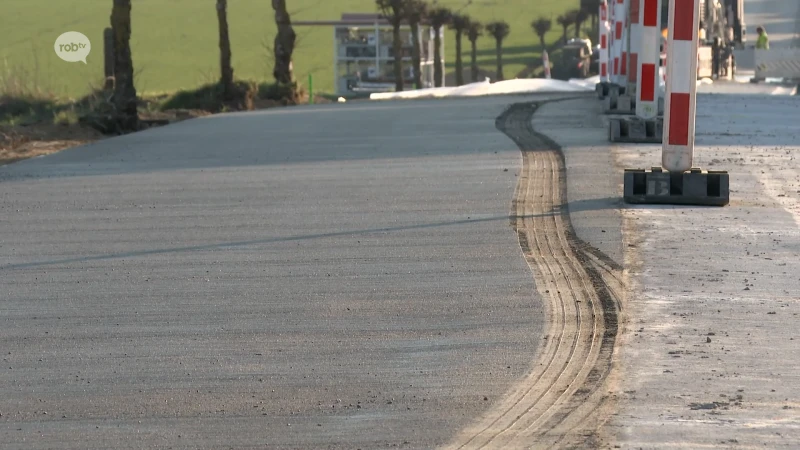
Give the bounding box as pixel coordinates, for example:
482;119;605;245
369;77;594;100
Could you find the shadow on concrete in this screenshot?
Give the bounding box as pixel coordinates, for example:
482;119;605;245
1;212;556;271
563;196;622;214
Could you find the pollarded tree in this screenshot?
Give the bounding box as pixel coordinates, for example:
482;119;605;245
581;0;602;29
404;0;428;89
466;20;482;82
272;0;297;99
449;14;471;86
427;6;452;87
573;9;589;38
556;14;572;43
110;0;138;132
531;17;552;50
376;0;408;91
216;0;235;98
485;21;510;81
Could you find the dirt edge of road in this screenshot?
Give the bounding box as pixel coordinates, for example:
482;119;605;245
447;101;625;449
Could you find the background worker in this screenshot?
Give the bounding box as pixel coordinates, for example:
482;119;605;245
756;26;769;49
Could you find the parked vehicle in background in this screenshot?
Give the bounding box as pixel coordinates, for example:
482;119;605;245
554;38;592;80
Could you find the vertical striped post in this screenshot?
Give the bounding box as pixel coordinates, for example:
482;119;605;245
599;1;610;83
627;0;641;95
636;0;662;119
612;0;625;86
619;0;629;85
662;0;700;172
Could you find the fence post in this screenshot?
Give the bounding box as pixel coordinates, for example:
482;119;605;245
308;73;314;104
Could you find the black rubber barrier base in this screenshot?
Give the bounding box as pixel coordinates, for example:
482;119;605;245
623;167;730;206
609;117;663;143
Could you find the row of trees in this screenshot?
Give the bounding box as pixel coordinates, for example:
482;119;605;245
107;0;603;131
376;0;602;92
376;0;510;91
106;0;298;133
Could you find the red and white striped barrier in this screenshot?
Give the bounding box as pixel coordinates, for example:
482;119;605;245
612;0;626;86
662;0;700;173
619;0;629;85
599;0;610;83
543;50;551;79
636;0;662;119
627;0;640;95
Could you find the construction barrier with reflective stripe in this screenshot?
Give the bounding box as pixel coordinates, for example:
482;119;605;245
755;49;800;79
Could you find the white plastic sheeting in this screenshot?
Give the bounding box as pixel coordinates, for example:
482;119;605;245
369;77;595;100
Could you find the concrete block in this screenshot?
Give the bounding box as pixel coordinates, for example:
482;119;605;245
596;82;610;99
623;167;729;206
609;117;663;143
616;95;633;113
609;85;620;101
603;96;616;112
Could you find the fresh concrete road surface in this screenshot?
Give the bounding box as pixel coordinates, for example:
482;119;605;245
0;95;576;448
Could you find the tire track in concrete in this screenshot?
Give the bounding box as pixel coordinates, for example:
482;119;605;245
447;102;623;449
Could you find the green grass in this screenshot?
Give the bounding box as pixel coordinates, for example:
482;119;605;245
2;0;581;98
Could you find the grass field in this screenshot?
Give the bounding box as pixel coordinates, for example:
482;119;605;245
2;0;582;98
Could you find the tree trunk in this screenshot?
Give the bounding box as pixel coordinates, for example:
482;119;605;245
433;28;443;87
539;36;546;50
562;25;568;43
410;21;422;89
455;31;463;86
110;0;138;133
470;39;478;82
217;0;234;97
575;20;582;38
495;39;504;81
392;23;403;91
272;0;296;92
103;27;115;90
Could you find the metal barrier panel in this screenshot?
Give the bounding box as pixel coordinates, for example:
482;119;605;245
755;49;800;79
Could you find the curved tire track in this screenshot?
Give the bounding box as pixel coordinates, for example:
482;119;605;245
447;102;623;449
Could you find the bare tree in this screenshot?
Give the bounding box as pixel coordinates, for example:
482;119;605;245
216;0;235;97
272;0;296;97
485;21;510;81
404;0;428;89
428;7;451;87
376;0;408;92
110;0;138;132
449;14;470;86
531;17;552;50
466;21;482;82
556;14;572;43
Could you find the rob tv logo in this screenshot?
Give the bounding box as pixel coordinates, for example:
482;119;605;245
54;31;91;64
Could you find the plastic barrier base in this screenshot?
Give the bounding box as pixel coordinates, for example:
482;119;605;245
609;117;663;143
623;167;729;206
